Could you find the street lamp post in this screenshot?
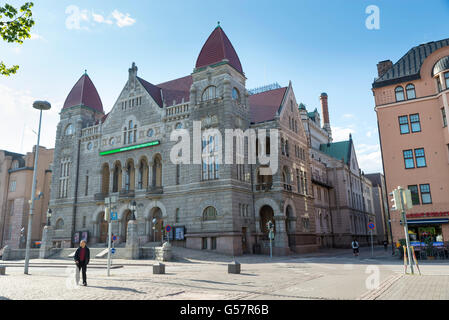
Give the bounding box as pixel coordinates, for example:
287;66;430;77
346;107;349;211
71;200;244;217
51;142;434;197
24;101;51;275
152;218;157;243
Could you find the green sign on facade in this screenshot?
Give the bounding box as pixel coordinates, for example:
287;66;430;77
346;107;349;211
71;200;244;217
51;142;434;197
99;140;160;156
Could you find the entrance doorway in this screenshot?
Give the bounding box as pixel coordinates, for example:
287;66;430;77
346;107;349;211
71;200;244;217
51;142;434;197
260;205;275;237
99;211;108;243
150;207;163;243
122;210;133;243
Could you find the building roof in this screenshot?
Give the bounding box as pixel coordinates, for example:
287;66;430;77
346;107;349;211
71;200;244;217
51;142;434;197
249;87;287;123
195;26;243;74
319;140;352;164
373;38;449;88
365;173;383;187
63;73;104;114
157;75;193;107
432;55;449;76
137;75;193;108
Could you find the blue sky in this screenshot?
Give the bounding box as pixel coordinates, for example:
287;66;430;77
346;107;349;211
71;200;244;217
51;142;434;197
1;0;448;173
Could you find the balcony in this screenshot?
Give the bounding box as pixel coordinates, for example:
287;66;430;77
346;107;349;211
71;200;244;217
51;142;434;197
119;189;135;199
146;186;164;195
256;183;273;192
283;184;293;192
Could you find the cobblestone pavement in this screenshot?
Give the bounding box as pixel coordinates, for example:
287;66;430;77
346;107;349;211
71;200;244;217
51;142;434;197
1;246;448;300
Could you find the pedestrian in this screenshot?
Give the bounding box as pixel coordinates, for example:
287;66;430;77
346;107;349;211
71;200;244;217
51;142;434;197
74;240;90;286
351;239;360;257
383;240;388;252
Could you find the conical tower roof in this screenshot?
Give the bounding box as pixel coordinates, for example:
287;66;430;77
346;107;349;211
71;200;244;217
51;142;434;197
195;25;243;74
63;73;104;114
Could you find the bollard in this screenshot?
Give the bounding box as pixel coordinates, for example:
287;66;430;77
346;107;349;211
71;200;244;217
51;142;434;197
153;262;165;274
228;261;241;274
0;266;6;275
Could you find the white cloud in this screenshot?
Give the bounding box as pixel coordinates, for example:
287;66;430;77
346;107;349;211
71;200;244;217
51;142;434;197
30;33;45;41
65;6;136;30
342;113;356;119
111;10;136;28
355;143;383;173
365;127;378;138
92;12;113;25
332;126;355;142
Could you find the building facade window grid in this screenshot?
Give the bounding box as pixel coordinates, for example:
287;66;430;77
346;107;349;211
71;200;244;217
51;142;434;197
414;148;426;168
403;150;415;169
399;116;410;134
410;114;421;132
406;84;416;99
420;184;432;204
395;86;405;102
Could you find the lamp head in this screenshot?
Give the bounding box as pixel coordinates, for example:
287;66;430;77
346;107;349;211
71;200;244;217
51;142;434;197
33;100;51;111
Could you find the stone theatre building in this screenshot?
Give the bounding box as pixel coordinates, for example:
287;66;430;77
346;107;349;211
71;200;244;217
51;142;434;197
49;25;363;256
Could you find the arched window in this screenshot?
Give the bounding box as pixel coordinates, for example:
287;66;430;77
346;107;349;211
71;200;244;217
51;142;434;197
112;162;121;193
101;164;109;195
153;155;162;187
147;129;154;137
125;160;135;192
232;87;240;101
202;86;217;101
406;84;416;99
203;206;217;221
55;218;64;230
138;158;148;189
65;124;74;135
395;86;405;102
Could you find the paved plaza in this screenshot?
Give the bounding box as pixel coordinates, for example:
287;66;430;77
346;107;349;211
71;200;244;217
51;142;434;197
1;246;448;300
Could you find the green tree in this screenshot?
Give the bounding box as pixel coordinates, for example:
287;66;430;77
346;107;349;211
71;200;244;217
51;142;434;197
0;2;34;76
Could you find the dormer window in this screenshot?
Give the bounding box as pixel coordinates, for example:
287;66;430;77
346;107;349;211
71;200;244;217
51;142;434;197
395;86;405;102
65;124;74;136
202;86;217;101
406;84;416;99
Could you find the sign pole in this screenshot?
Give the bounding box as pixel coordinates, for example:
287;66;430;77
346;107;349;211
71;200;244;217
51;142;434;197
399;187;414;275
371;229;374;257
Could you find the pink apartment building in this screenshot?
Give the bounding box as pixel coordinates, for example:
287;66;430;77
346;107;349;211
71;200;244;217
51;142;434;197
373;38;449;247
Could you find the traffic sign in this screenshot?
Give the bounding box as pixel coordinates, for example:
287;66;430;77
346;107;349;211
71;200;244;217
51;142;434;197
111;248;116;254
368;222;375;230
165;225;171;233
111;211;118;221
112;235;117;242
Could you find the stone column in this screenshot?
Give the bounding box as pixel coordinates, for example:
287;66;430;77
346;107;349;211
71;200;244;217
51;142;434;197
39;226;54;259
126;220;139;259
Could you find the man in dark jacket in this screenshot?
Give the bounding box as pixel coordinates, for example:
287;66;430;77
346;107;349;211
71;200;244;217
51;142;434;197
74;240;90;286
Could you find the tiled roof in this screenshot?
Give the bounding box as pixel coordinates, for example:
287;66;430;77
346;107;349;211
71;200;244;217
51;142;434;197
249;87;287;123
319;140;352;164
137;77;163;107
157;75;193;107
196;26;243;74
373;38;449;88
138;75;193;108
63;74;104;114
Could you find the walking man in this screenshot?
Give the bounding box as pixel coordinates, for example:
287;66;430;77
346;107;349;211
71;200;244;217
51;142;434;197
351;239;360;257
74;240;90;286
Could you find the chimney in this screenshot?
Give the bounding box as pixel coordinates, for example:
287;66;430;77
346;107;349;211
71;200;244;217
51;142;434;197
377;60;392;78
320;93;332;141
128;62;138;88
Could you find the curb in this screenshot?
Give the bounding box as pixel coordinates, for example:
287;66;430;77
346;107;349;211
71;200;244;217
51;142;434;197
358;273;403;300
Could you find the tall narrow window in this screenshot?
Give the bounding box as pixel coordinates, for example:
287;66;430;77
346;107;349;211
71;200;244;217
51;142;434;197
410;114;421;132
176;164;180;185
395;86;405;102
420;184;432;204
59;158;71;198
399;116;410;134
406;84;416;99
445;72;449;89
85;175;89;196
408;185;420;205
403;150;415;169
201;134;219;180
414;148;426;168
437;77;443;92
442;108;447;127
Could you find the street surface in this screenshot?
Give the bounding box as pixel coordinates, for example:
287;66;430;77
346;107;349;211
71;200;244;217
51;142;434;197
1;246;448;300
